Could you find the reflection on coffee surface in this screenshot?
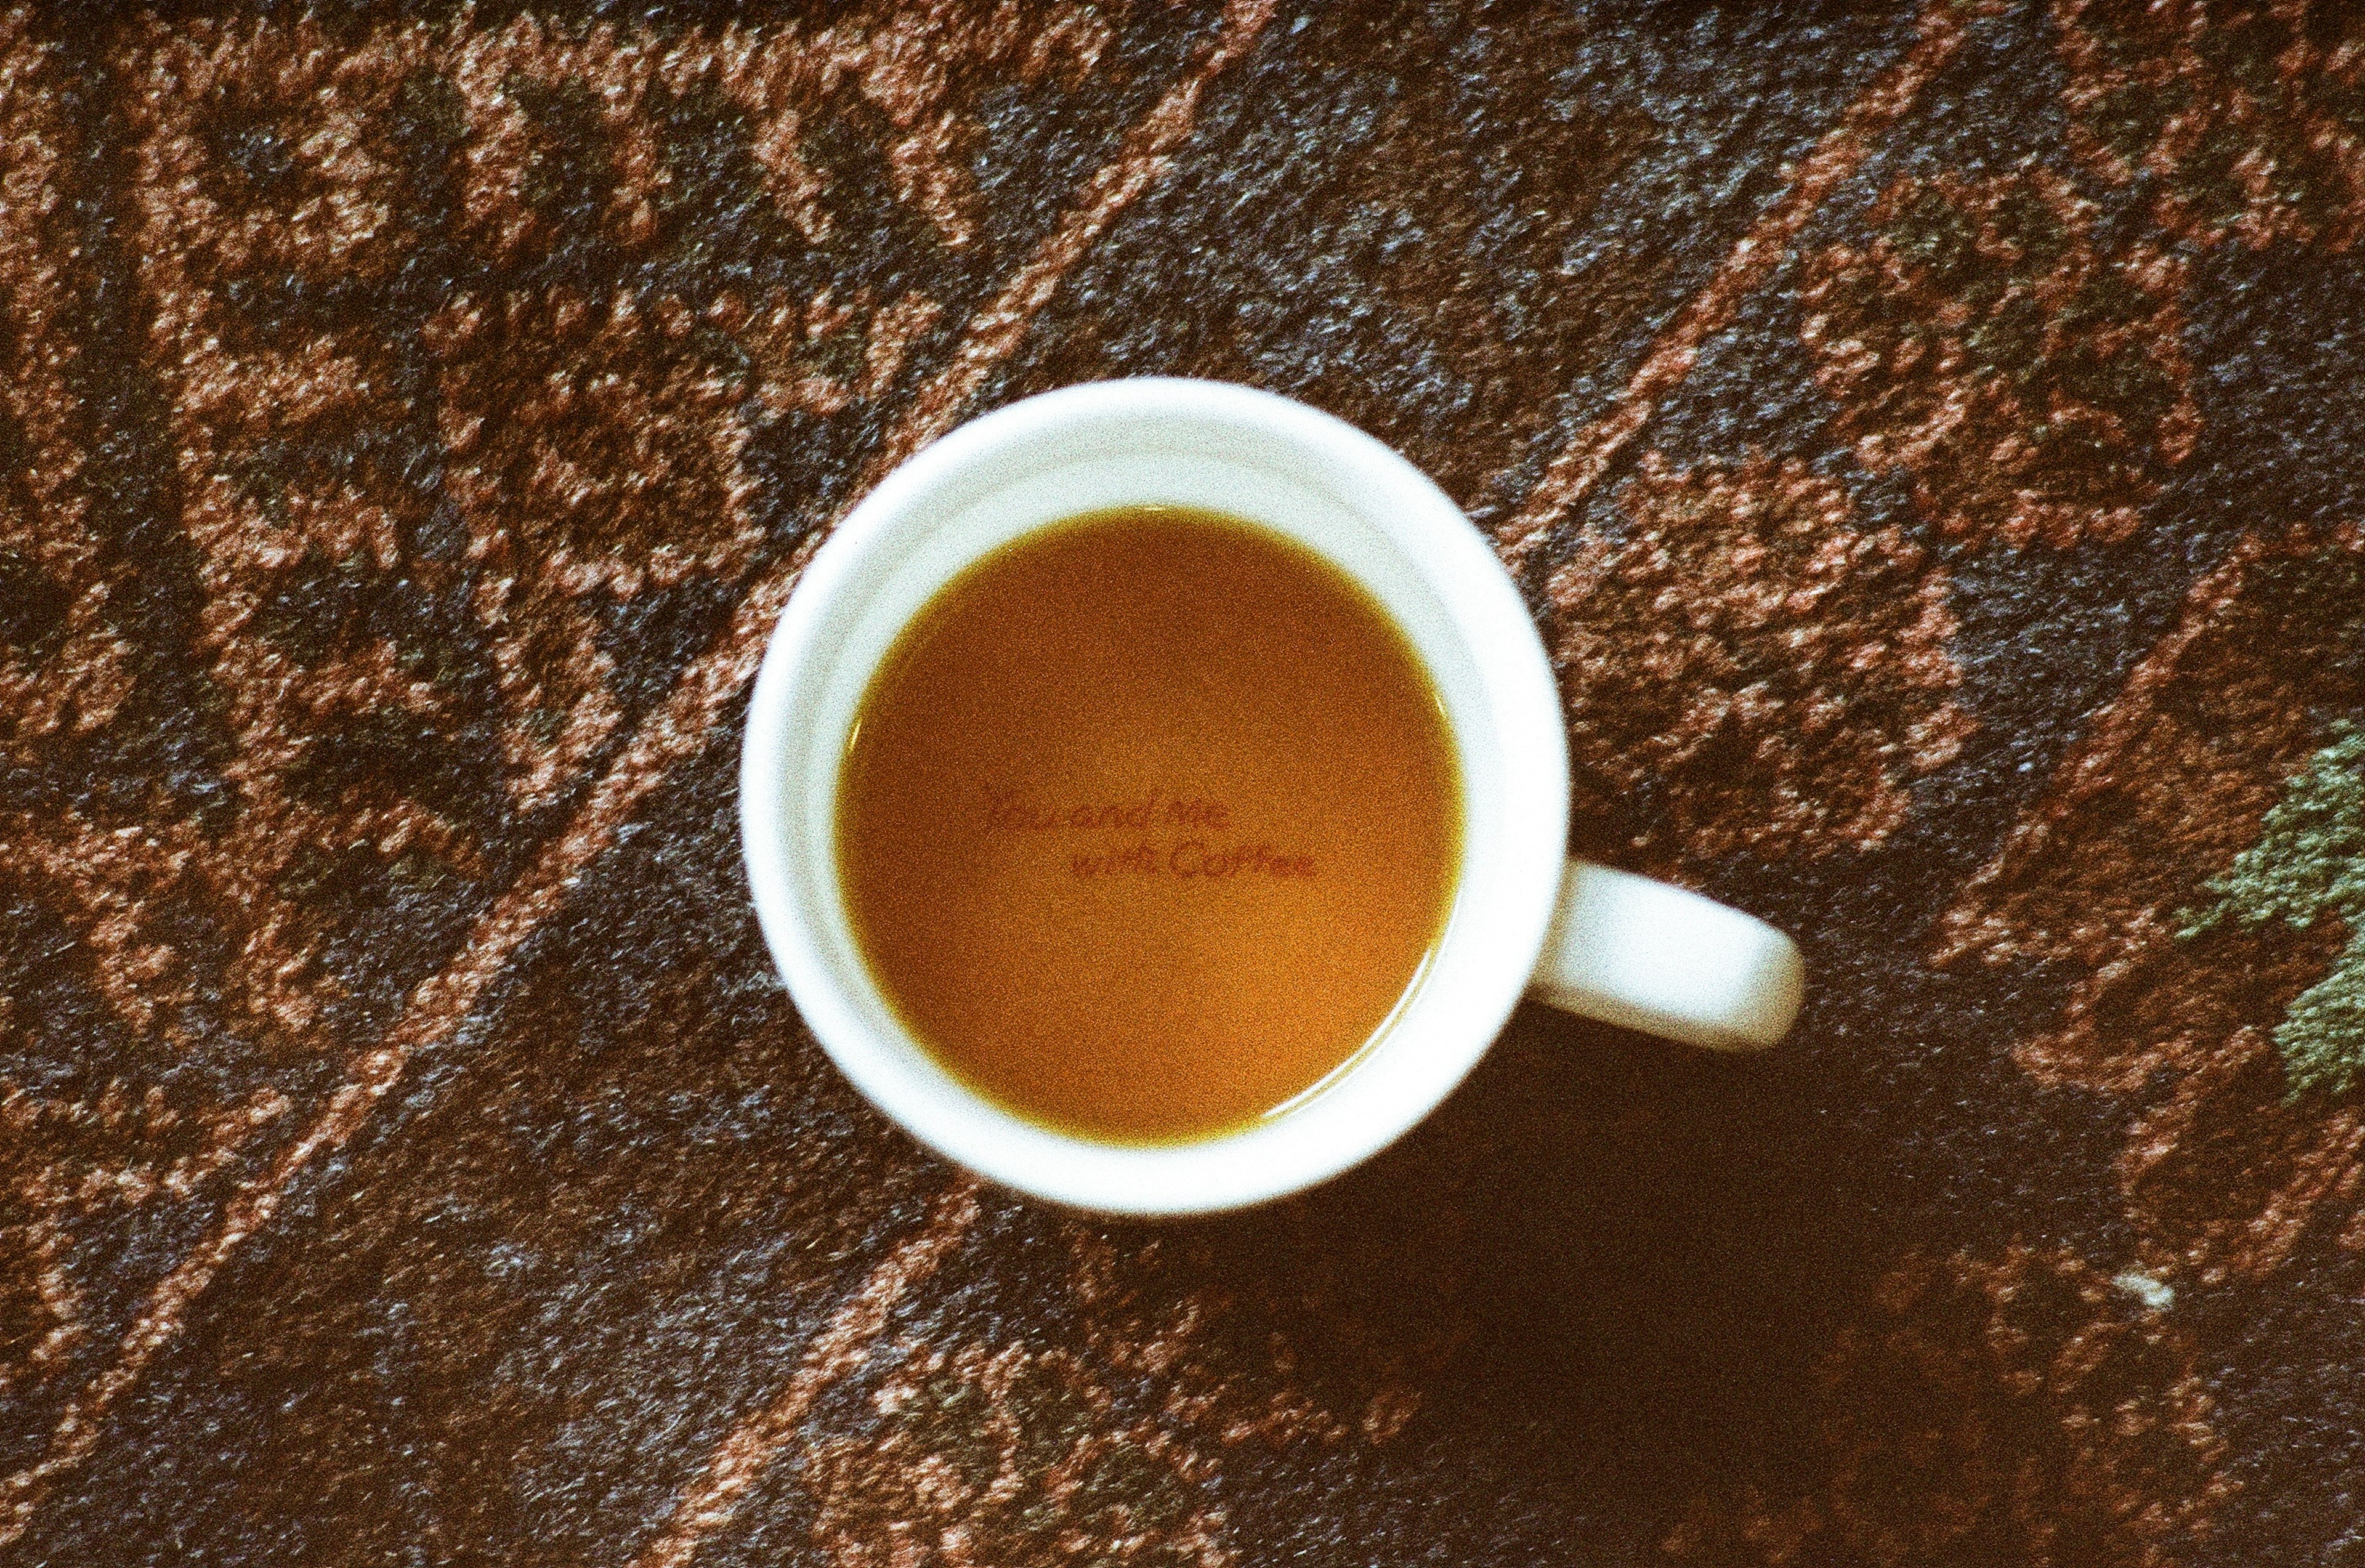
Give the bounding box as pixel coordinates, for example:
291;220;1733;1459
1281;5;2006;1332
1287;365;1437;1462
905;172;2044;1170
836;507;1461;1144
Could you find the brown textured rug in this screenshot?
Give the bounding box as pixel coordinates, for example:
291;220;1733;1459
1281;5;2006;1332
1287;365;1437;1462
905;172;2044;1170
5;1;2365;1562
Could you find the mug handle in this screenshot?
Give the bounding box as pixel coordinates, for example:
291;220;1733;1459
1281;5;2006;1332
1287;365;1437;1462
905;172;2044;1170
1527;860;1804;1051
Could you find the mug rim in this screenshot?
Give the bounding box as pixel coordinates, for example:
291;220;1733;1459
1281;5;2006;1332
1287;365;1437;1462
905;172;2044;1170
738;378;1570;1213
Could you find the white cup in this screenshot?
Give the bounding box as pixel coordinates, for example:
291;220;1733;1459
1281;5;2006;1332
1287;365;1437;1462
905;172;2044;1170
739;378;1802;1215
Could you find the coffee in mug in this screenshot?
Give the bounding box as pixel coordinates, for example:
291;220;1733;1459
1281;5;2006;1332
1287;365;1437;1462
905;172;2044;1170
836;506;1458;1143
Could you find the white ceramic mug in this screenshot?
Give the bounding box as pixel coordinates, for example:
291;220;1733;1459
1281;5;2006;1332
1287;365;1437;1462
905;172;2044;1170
739;378;1802;1215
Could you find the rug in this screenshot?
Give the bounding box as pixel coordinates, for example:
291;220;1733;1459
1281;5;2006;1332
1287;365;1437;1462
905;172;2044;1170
4;1;2363;1562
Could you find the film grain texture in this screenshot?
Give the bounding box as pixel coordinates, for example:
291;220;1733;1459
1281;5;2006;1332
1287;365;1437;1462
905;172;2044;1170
4;1;2364;1563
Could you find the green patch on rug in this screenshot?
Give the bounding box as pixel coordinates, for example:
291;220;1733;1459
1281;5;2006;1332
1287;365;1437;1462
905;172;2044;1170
2181;721;2365;1099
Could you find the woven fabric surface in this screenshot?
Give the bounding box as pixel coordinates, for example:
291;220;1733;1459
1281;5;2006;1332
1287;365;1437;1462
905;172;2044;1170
4;0;2364;1561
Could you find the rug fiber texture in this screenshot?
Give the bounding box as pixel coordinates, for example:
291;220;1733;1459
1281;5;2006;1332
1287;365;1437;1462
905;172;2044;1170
4;1;2365;1562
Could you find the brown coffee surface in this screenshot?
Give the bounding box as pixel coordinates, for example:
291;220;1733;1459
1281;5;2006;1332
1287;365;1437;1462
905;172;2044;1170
836;507;1461;1143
